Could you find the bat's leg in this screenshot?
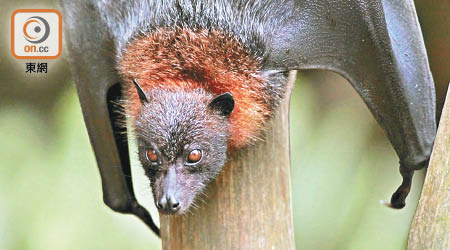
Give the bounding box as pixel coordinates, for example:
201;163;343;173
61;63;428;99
129;202;160;235
390;168;414;209
390;159;429;209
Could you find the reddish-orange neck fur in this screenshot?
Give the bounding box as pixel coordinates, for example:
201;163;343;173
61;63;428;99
118;28;269;149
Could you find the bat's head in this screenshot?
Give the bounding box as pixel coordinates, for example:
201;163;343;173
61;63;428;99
132;80;234;214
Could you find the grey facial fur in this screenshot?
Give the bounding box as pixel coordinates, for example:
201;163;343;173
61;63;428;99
134;88;231;214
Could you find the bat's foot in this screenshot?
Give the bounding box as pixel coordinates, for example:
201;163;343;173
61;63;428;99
389;188;408;209
387;168;414;209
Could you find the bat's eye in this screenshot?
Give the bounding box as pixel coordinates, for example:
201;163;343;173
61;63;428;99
187;149;202;164
146;149;158;163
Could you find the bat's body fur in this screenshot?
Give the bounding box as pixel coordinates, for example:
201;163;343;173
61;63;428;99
118;28;287;148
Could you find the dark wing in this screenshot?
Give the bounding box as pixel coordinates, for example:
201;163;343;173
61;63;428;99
266;0;436;208
60;0;159;236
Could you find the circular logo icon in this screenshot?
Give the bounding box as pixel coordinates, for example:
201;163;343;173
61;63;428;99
23;16;50;44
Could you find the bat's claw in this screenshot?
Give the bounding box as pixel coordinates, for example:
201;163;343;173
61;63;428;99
379;200;397;208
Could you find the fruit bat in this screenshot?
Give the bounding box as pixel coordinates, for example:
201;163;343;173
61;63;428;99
60;0;436;237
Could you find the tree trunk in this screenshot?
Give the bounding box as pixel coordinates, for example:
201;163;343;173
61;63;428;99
408;88;450;250
160;71;296;250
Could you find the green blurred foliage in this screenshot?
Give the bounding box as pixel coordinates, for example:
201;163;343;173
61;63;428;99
289;73;423;250
0;89;161;250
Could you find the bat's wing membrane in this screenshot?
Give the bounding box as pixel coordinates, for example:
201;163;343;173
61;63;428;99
267;0;436;208
60;0;159;235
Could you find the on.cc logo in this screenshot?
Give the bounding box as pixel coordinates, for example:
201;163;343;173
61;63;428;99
11;9;62;59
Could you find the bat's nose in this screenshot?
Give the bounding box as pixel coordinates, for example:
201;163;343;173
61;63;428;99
167;195;181;212
158;166;181;213
157;194;180;213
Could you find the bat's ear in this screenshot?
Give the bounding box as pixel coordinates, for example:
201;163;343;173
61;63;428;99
132;79;149;104
209;92;234;116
